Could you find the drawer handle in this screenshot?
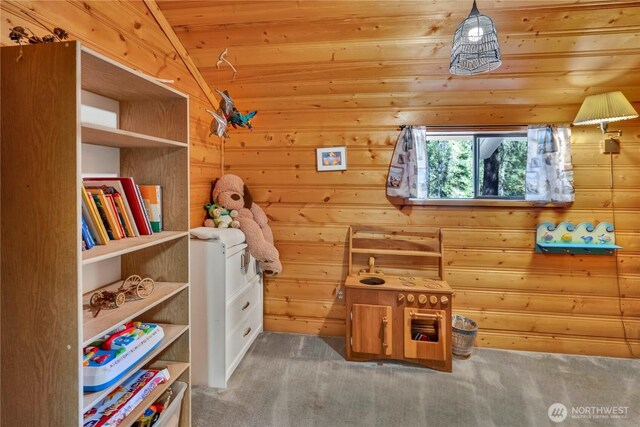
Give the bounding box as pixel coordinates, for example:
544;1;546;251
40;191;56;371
382;316;389;349
243;327;252;337
241;301;251;311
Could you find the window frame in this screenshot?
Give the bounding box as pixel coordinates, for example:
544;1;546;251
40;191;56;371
405;130;569;207
473;132;528;201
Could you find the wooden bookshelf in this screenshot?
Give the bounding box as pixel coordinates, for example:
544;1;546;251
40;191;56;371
82;231;189;265
1;42;191;426
82;324;188;411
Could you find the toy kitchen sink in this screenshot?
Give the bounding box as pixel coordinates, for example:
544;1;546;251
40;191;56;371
345;226;453;372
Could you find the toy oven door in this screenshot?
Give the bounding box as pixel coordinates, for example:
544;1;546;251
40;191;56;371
403;308;447;361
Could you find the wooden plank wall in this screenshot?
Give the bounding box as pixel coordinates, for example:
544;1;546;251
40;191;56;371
0;0;221;228
160;0;640;358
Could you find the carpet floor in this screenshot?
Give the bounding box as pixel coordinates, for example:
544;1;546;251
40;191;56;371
191;332;639;427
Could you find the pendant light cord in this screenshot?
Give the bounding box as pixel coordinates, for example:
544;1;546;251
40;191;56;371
610;152;636;358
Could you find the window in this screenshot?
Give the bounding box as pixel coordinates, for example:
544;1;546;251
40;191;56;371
425;133;528;200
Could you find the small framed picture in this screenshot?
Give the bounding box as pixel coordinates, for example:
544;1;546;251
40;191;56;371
316;146;347;172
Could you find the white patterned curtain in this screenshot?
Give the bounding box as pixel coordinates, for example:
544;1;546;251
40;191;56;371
525;125;574;202
386;126;428;199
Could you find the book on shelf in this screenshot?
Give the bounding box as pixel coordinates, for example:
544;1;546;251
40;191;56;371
81;216;96;251
138;185;162;233
81;184;109;245
83;180;140;237
103;193;126;239
83;368;170;427
82;193;105;246
112;192;136;237
135;184;153;235
84;177;153;235
86;188;122;241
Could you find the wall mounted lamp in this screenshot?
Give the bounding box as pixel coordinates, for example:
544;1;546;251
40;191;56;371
573;91;638;154
574;91;638;189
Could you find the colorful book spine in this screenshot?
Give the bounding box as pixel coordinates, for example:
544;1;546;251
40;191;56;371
81;216;96;250
113;193;136;237
82;184;109;245
138;185;162;233
88;191;121;241
104;194;126;239
82;204;100;244
134;184;154;234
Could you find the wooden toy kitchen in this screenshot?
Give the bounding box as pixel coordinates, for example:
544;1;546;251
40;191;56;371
345;226;453;372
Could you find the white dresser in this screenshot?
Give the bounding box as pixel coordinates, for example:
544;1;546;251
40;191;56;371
190;229;263;388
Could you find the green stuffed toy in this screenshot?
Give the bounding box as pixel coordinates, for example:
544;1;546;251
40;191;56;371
203;203;240;229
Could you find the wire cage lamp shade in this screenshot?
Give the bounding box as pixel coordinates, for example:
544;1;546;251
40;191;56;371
450;0;502;76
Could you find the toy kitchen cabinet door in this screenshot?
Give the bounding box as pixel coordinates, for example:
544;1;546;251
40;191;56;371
351;304;393;356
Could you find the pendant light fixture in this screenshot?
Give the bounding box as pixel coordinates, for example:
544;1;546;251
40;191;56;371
449;0;502;75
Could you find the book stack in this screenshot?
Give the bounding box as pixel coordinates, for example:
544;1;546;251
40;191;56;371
83;368;170;427
81;178;162;250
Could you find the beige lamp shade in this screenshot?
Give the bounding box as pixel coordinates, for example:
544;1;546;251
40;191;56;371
573;91;638;126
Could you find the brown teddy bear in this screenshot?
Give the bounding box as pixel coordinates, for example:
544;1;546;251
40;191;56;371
209;174;282;276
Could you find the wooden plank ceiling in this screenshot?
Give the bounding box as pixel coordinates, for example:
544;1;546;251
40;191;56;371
158;0;640;357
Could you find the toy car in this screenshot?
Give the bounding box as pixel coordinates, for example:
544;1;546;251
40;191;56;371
118;275;155;299
90;275;155;312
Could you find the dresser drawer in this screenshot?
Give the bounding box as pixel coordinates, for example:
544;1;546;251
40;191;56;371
244;252;258;282
225;246;245;299
225;246;259;299
226;276;261;334
226;304;262;373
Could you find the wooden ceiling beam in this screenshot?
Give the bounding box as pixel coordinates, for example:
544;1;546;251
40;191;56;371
143;0;219;108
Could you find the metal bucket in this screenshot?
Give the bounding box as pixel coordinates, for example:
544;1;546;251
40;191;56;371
452;315;478;357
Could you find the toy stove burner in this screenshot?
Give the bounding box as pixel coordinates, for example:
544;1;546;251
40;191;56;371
423;281;444;289
401;281;416;287
399;276;416;281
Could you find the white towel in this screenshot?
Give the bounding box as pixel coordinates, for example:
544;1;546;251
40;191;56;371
190;227;246;247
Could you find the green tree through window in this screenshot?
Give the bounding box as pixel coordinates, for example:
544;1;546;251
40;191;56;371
425;134;527;200
427;138;473;198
